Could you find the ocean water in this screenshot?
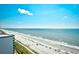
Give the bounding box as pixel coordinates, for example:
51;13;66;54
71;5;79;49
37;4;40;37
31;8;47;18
4;28;79;46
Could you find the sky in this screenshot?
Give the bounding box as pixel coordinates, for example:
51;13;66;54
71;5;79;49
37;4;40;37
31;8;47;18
0;4;79;28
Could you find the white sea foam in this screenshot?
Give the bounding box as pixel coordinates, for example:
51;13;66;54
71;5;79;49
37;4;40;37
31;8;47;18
25;34;79;50
3;29;79;54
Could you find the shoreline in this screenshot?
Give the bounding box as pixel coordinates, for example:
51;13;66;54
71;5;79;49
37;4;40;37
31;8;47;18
2;29;79;54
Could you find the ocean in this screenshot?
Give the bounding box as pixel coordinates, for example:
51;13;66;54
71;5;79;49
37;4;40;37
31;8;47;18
4;28;79;47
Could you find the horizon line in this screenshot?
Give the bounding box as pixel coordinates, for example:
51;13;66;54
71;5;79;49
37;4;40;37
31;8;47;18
1;27;79;29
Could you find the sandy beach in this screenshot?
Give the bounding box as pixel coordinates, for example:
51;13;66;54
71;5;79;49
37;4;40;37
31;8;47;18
2;29;79;54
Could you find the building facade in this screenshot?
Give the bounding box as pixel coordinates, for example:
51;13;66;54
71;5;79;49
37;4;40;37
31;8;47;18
0;35;15;54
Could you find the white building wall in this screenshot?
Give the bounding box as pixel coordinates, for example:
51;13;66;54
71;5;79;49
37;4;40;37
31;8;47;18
0;35;14;54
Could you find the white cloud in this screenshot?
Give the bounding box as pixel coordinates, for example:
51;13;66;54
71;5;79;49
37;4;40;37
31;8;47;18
18;8;32;16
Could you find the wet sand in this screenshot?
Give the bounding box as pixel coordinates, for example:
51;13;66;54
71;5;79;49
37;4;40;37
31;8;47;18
2;29;79;54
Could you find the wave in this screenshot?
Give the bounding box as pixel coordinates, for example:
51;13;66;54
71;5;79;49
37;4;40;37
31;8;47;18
28;34;79;50
4;29;79;50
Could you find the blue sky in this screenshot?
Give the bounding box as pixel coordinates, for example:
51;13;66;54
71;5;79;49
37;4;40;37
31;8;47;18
0;4;79;28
